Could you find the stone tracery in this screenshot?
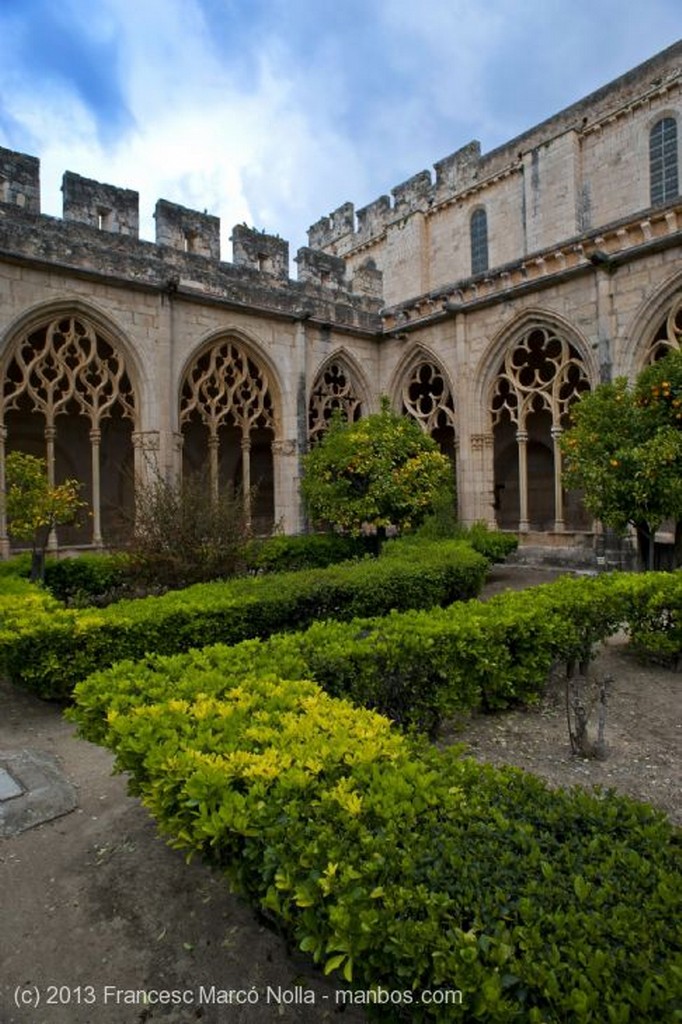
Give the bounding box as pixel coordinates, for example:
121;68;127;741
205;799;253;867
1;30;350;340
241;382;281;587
1;315;136;548
308;359;362;443
180;339;275;524
645;293;682;363
490;325;590;531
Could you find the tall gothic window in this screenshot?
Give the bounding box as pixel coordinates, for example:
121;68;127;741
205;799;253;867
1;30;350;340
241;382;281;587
470;207;488;276
490;326;590;532
180;339;275;531
400;359;457;478
308;359;362;444
650;117;679;206
1;315;136;548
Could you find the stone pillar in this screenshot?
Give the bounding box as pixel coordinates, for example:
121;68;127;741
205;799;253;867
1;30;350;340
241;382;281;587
89;427;103;547
468;433;496;527
517;430;530;532
552;426;565;532
0;424;9;558
271;438;300;533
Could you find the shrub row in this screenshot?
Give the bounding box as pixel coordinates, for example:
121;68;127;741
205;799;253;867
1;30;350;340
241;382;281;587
242;533;372;573
69;671;681;1022
71;569;682;745
0;540;488;700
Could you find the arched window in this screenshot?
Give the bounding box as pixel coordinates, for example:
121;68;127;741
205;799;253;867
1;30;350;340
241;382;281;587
1;315;136;548
308;359;362;444
470;208;488;276
650;117;679;206
180;339;276;531
490;326;590;532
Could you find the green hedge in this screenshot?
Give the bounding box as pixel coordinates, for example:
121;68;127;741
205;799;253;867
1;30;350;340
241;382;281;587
0;540;488;700
243;533;372;573
69;671;681;1023
71;570;682;745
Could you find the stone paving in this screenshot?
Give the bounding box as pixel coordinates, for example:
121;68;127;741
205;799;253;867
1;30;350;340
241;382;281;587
0;749;77;838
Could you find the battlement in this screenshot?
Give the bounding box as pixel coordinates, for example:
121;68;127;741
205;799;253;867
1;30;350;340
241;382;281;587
231;223;289;281
63;171;140;236
0;144;383;327
306;140;487;251
306;40;682;257
155;199;220;259
0;147;40;213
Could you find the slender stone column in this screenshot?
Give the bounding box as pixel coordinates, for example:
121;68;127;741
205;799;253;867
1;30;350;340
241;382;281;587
552;426;565;532
45;425;58;551
517;430;530;532
0;424;9;558
89;427;103;546
241;433;252;526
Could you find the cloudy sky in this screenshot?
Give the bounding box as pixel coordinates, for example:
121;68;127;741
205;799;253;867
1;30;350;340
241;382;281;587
0;1;680;261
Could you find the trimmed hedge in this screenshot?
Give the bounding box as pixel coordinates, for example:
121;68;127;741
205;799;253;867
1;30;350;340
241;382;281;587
71;570;682;745
0;540;488;700
69;671;682;1023
243;533;371;573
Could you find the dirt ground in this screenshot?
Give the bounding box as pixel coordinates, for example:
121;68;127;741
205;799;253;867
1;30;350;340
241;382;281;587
0;565;680;1024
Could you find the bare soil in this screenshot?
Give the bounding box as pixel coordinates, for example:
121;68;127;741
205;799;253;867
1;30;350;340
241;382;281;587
0;565;679;1024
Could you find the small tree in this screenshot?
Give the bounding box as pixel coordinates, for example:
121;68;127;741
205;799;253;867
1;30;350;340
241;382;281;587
301;402;452;544
561;350;682;568
5;451;85;581
126;469;251;588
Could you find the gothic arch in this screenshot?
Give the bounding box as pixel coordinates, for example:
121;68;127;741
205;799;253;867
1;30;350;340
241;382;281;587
0;300;140;550
389;346;458;498
480;310;594;533
178;329;281;532
621;273;682;376
308;349;371;444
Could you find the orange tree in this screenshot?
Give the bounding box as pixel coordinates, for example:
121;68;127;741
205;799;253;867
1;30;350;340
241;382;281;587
561;349;682;568
301;402;452;547
5;451;85;581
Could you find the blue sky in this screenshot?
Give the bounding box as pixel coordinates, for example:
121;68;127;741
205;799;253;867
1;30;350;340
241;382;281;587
0;0;680;259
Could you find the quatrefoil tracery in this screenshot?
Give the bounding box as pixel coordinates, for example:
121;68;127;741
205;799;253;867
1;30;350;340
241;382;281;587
401;361;456;435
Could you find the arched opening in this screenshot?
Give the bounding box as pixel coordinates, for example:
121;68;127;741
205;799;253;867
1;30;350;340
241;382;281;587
180;338;276;533
490;325;590;532
308;358;363;444
1;314;136;550
400;358;457;507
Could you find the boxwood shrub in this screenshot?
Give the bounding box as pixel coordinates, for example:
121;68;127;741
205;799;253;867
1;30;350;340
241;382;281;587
0;540;488;700
69;670;682;1023
70;569;682;745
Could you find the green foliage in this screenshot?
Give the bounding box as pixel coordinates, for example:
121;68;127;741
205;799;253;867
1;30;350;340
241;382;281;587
70;569;682;745
301;404;452;536
562;351;682;563
2;540;488;700
70;669;682;1023
126;470;250;588
5;451;86;580
243;533;371;573
42;553;132;605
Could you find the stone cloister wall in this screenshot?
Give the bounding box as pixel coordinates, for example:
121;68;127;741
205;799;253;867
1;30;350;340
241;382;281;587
1;41;681;553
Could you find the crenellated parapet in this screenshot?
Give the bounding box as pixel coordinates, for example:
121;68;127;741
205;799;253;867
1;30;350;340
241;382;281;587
0;147;40;213
0;144;382;332
155;199;220;259
63;171;140;237
231;224;289;281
